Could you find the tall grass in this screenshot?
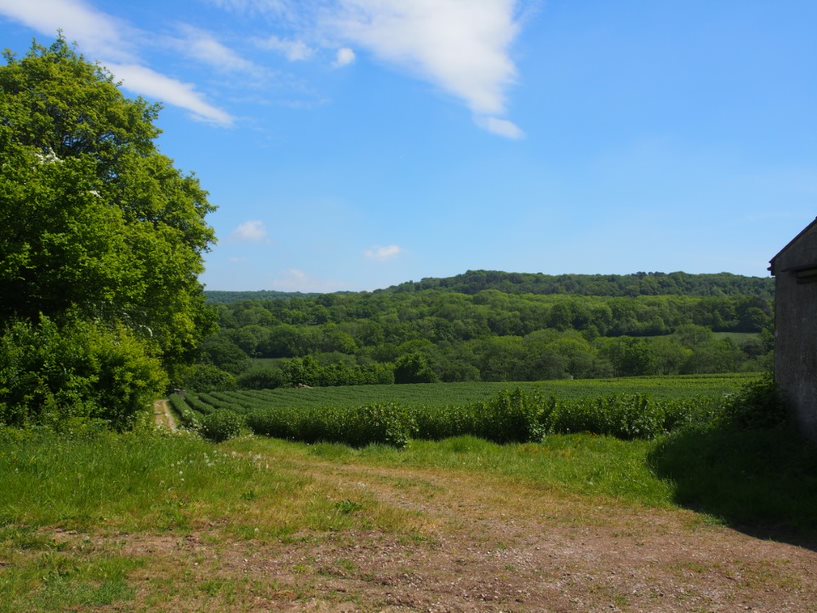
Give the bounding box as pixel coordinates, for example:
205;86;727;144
0;428;307;532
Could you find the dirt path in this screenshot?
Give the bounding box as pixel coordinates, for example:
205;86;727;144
153;399;178;432
115;449;817;611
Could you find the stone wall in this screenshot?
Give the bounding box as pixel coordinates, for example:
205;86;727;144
772;220;817;439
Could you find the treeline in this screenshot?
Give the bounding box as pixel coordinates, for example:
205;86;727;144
205;271;773;304
181;280;774;390
388;270;774;298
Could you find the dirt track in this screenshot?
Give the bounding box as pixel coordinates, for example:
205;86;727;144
113;449;817;611
153;399;177;432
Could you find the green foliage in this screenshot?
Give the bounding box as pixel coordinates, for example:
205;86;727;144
244;402;415;449
202;278;772;386
0;37;216;363
173;363;237;392
197;374;751;411
168;394;200;429
194;375;748;447
236;366;286;389
720;374;788;430
0;317;167;430
393;353;438;384
198;410;243;442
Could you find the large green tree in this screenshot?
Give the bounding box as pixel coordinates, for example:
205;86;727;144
0;37;216;361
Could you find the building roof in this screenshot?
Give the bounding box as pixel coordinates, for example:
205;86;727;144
769;217;817;275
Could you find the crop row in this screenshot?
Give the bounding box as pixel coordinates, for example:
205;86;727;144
189;373;754;412
175;385;725;448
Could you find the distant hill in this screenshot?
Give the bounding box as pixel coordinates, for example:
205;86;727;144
205;290;320;304
206;270;773;304
384;270;773;298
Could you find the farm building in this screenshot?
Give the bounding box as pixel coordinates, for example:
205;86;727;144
769;217;817;439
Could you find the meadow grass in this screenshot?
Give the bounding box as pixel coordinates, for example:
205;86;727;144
0;428;409;539
227;434;676;508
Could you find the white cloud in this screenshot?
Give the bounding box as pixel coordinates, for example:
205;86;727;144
364;244;401;261
230;220;268;241
177;25;264;76
257;34;314;61
333;47;356;67
330;0;521;117
205;0;527;136
0;0;233;126
475;115;525;140
106;63;233;126
0;0;135;62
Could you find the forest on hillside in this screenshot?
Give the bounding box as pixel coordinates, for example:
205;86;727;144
183;273;774;391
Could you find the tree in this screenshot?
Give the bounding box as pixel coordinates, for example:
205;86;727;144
0;37;216;362
393;353;438;384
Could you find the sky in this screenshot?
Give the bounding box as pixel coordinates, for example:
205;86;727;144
1;0;815;292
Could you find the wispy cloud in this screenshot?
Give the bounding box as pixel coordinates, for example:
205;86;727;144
230;220;268;241
271;268;346;292
333;47;356;67
364;244;401;261
475;115;524;140
176;25;265;76
0;0;233;126
0;0;135;61
205;0;527;137
206;0;295;20
256;34;313;61
106;63;233;125
330;0;523;137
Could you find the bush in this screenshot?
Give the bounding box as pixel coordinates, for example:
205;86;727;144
173;363;236;392
475;389;545;443
237;366;286;389
198;410;243;442
245;403;416;448
343;403;417;448
721;375;788;430
0;317;167;430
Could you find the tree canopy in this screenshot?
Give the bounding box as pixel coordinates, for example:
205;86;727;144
0;37;216;428
0;37;216;361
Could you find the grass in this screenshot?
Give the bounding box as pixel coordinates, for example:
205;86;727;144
0;428;411;539
0;536;142;613
2;388;815;608
649;424;817;541
226;434;676;508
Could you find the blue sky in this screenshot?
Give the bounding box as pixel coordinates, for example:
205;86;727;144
1;0;815;291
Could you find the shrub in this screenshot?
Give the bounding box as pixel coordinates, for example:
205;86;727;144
475;389;545;443
343;403;417;448
173;363;236;391
237;366;285;389
0;317;167;430
721;375;788;430
198;410;243;442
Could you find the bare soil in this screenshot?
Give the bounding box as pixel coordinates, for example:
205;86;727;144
153;399;178;432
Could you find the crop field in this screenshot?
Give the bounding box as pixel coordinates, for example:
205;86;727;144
204;373;755;410
170;374;757;447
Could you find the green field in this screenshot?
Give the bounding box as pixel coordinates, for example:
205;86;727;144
198;373;756;411
170;374;757;448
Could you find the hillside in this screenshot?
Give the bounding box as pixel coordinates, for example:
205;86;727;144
205;271;774;304
184;271;775;392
